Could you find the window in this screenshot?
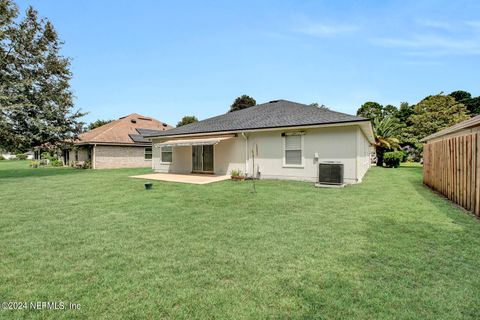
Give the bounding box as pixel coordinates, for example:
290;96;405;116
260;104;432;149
161;146;172;163
144;147;152;160
75;150;79;161
284;134;303;166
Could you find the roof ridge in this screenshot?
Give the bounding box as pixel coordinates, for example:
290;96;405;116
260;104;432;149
144;99;368;138
88;116;130;141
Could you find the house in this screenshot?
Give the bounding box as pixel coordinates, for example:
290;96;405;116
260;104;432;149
422;115;480;217
1;150;34;160
143;100;374;184
67;113;172;169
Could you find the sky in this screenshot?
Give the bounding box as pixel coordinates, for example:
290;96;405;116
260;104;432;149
15;0;480;126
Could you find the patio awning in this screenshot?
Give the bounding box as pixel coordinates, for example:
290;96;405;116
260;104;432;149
154;136;234;148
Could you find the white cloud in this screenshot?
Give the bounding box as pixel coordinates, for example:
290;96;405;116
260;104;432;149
295;22;357;37
416;19;454;30
371;20;480;55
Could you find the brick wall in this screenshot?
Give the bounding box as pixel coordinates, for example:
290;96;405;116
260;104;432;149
94;145;152;169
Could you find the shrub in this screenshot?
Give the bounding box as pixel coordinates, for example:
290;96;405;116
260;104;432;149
50;159;63;167
81;160;91;169
0;155;5;160
16;153;27;160
30;160;40;168
383;151;404;168
230;169;242;177
41;151;53;160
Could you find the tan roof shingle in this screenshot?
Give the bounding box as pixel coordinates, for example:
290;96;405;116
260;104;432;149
77;113;172;145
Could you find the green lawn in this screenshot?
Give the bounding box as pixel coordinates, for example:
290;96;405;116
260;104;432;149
0;161;479;319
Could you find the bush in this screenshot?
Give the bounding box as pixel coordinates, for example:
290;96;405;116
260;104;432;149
230;169;242;177
41;151;54;161
30;160;40;168
16;153;27;160
50;159;63;167
383;151;404;168
0;155;5;160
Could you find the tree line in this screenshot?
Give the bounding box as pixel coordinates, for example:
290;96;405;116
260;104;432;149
358;91;478;166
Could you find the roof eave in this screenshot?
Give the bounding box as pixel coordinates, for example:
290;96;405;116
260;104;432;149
145;119;373;140
74;141;151;147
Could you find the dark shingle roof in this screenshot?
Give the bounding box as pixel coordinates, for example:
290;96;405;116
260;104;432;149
128;133;150;143
144;100;368;137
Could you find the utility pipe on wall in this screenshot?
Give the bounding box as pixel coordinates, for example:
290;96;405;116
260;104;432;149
241;133;248;176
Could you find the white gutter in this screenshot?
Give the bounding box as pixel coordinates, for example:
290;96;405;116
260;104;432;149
241;133;248;176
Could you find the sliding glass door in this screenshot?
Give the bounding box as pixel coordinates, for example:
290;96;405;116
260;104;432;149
192;145;214;172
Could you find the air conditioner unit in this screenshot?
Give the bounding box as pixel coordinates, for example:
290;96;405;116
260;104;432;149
318;162;344;185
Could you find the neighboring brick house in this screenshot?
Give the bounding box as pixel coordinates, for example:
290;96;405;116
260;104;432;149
66;113;172;169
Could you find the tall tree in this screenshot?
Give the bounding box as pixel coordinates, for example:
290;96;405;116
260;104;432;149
229;95;256;112
176;115;198;127
382;104;398;118
373;116;402;166
0;2;84;152
0;0;19;146
87;119;113;131
356;101;383;119
408;94;469;142
449;90;480;115
463;97;480;115
396;102;414;125
449;90;471;102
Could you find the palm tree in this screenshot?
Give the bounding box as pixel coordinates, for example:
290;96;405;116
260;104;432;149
373;116;402;166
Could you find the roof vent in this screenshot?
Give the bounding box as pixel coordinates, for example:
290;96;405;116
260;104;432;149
269;100;280;104
131;119;137;124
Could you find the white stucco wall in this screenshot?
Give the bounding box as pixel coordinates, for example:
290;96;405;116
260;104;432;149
244;126;358;183
152;136;245;175
214;136;246;175
152;145;191;173
151;124;372;184
356;127;372;182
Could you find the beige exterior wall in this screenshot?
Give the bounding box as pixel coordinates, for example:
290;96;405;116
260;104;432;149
68;145;152;169
94;145;152;169
152;136;245;174
151;125;371;184
152;145;191;173
356;127;372;182
68;147;90;165
245;126;360;183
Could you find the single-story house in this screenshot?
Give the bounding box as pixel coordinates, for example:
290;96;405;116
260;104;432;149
1;150;34;160
67;113;172;169
143;100;374;184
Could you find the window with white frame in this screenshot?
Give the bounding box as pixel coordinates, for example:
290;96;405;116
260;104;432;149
144;147;152;160
284;134;303;166
161;146;172;163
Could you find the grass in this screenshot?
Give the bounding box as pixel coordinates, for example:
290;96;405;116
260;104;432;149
0;160;479;319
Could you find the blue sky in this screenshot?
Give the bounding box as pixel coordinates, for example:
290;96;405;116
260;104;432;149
16;0;480;125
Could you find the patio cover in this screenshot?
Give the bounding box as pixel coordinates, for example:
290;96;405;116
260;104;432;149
154;136;234;147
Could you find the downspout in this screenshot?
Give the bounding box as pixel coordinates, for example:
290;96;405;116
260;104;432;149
92;144;96;169
355;128;359;182
241;133;248;176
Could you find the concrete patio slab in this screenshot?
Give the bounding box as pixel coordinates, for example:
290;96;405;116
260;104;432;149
130;173;230;185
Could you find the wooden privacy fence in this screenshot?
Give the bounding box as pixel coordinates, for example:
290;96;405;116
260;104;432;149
423;132;480;217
